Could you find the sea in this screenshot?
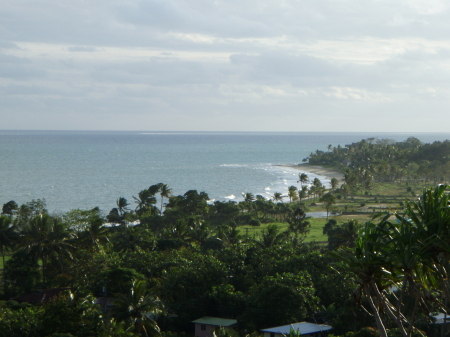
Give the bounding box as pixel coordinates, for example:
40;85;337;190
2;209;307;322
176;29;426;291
1;131;449;214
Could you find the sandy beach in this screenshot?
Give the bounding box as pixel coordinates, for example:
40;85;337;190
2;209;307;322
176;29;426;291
279;164;344;182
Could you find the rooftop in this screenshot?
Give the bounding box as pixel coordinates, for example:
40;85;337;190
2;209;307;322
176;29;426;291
261;322;332;335
192;317;238;327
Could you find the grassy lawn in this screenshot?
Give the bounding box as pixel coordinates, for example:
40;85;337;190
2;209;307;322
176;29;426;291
236;180;441;245
304;217;328;242
238;217;330;243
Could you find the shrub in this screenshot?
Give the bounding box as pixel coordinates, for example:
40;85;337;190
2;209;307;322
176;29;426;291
248;219;261;227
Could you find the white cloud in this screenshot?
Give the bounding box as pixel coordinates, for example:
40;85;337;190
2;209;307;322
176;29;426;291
1;0;450;131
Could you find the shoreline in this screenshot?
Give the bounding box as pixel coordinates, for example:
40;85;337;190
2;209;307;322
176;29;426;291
278;164;344;182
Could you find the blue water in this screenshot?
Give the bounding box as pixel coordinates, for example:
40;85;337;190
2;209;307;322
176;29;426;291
1;131;449;213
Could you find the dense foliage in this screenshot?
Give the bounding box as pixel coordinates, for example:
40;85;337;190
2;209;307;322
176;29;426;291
308;138;450;192
1;138;450;337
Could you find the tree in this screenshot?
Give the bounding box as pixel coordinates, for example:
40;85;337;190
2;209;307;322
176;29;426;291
331;218;392;337
256;224;287;248
273;192;284;203
320;193;336;219
286;208;310;246
330;177;339;190
21;215;76;285
333;186;450;337
241;272;319;330
313;177;322;188
2;200;18;216
78;215;109;251
62;207;102;231
133;190;157;216
298;173;309;188
113;280;164;337
242;192;255;203
288;186;298;203
299;185;308;201
0;216;18;294
159;184;172;215
117;197;130;217
325;219;359;250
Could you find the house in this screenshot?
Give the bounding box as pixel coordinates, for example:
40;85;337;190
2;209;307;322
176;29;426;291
192;316;238;337
261;322;332;337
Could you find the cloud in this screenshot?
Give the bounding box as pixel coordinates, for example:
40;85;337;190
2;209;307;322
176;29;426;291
0;53;47;79
1;0;450;131
67;46;98;52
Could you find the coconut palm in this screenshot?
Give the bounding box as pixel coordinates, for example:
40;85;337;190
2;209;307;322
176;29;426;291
256;224;287;248
273;192;284;203
133;190;157;216
288;186;298;203
21;214;76;284
298;173;309;188
298;185;308;201
79;216;109;251
117;197;130;217
113;280;164;337
242;192;255;203
159;184;172;215
313;177;322;188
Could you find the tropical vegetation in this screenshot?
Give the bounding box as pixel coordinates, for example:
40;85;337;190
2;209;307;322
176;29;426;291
0;138;450;337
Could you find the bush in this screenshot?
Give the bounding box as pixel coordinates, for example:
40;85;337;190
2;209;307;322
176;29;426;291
248;219;261;227
353;327;379;337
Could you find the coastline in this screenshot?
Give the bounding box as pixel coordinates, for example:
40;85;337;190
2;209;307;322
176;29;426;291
278;164;344;182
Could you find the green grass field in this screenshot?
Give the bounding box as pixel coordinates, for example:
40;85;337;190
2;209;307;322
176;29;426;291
238;217;330;243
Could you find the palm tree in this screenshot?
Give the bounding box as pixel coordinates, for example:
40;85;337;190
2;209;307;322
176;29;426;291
313;177;322;188
256;224;287;248
273;192;284;203
100;318;137;337
0;216;18;294
298;186;308;201
79;216;109;251
288;186;298;203
330;177;339;190
113;226;151;252
113;280;164;337
159;184;172;215
45;220;77;275
21;215;76;284
298;173;309;188
0;216;18;267
320;193;336;219
133;190;157;216
242;192;255;203
117;197;130;217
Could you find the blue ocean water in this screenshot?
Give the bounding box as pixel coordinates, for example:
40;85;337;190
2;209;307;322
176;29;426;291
1;131;449;214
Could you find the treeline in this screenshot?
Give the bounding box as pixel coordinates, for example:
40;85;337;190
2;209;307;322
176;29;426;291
2;177;450;336
0;186;359;337
307;137;450;192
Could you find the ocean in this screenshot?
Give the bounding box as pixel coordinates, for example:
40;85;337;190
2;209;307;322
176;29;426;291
1;131;449;214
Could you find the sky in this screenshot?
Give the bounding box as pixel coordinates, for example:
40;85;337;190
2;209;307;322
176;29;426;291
1;0;450;132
